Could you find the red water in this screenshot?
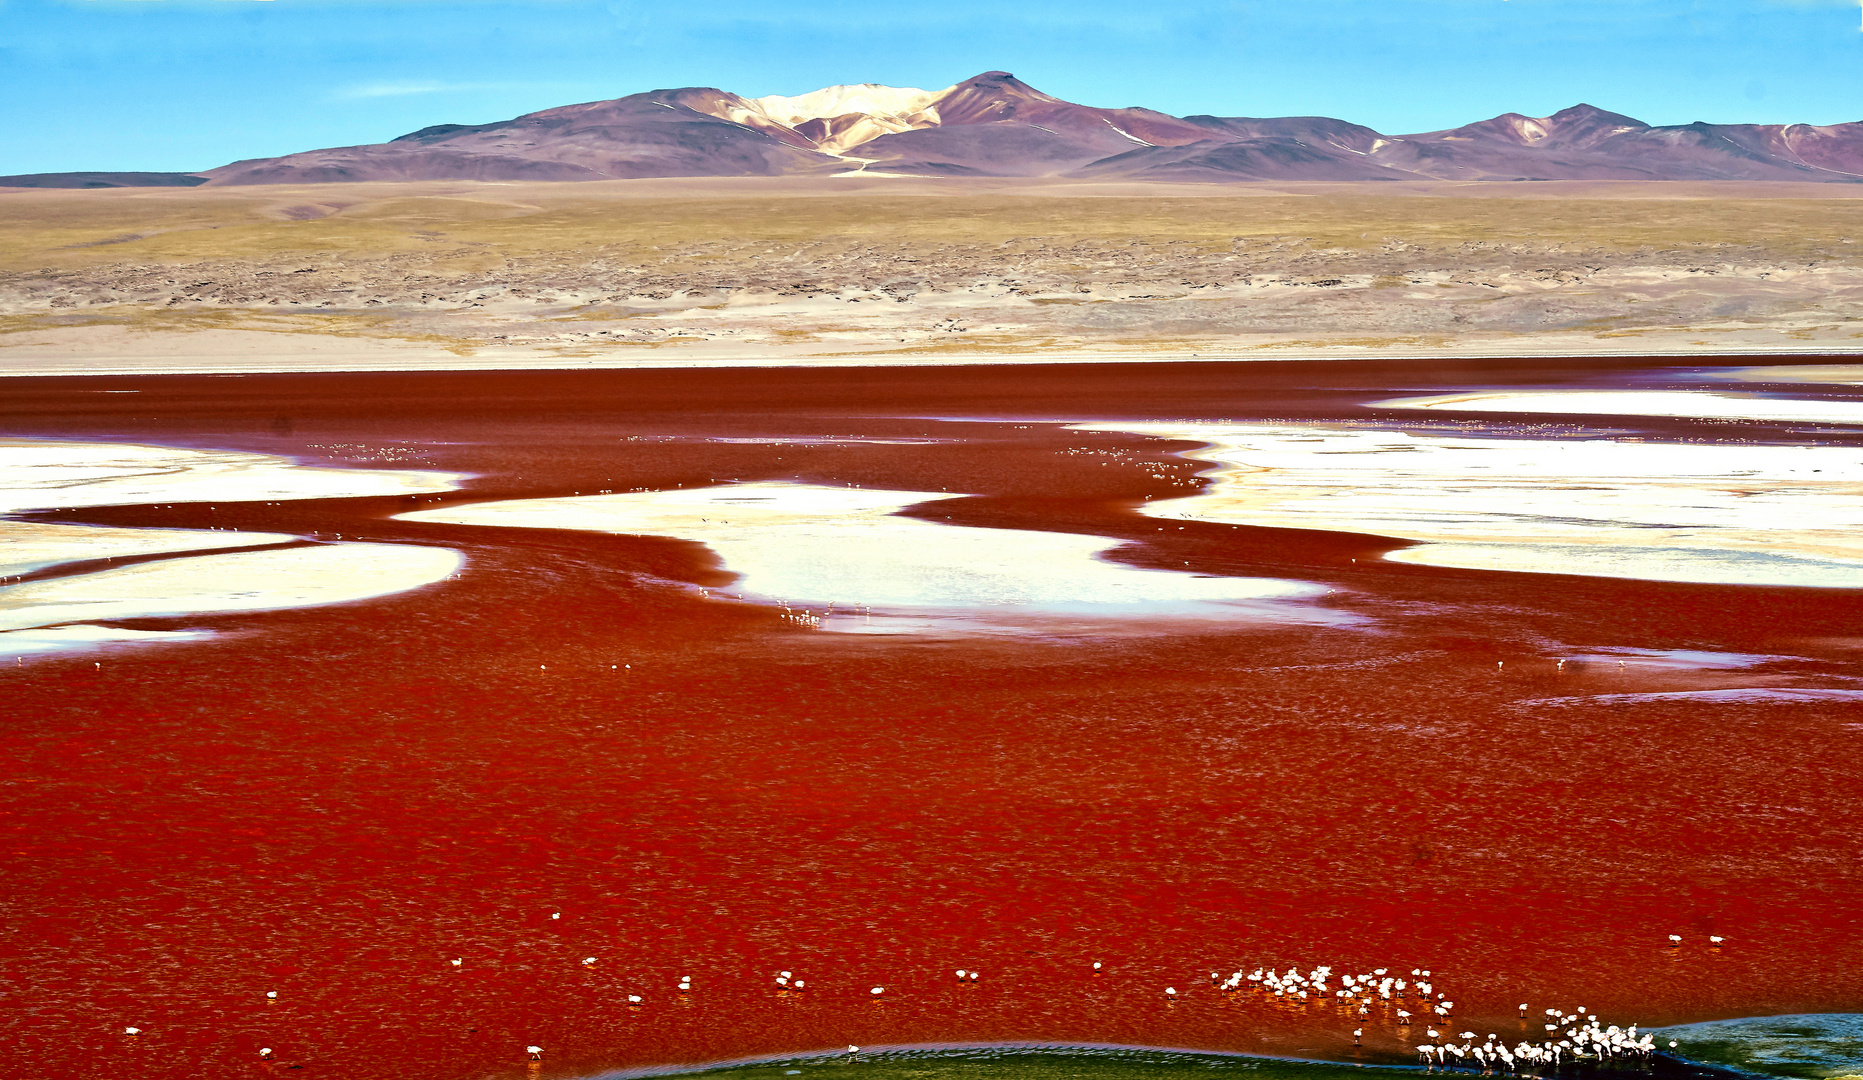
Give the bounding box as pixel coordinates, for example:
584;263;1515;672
2;357;1861;1080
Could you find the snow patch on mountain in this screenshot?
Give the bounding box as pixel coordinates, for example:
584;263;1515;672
678;82;958;157
751;82;949;125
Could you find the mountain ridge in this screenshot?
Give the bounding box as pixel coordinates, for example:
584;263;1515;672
11;72;1863;187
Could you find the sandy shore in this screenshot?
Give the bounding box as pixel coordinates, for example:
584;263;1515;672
5;177;1863;374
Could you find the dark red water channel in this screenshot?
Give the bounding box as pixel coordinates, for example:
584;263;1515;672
2;357;1861;1080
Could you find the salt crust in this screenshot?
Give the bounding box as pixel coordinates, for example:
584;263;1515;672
396;481;1337;632
1378;389;1863;425
1074;421;1863;588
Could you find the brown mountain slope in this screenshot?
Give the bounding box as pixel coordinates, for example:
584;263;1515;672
1069;138;1424;182
201;90;843;186
0;171;209;189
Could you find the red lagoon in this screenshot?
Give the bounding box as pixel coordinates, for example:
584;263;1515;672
1;357;1860;1080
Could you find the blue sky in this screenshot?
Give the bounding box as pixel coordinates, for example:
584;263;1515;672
3;0;1861;174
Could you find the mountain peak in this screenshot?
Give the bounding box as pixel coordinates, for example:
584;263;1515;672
1412;103;1651;149
1549;103;1648;128
930;71;1070;125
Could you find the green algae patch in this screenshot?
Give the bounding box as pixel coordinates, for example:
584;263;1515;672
1654;1015;1863;1079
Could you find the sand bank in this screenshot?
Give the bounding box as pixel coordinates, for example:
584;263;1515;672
1077;422;1863;588
397;481;1339;632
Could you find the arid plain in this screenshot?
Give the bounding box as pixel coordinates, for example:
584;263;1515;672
4;177;1863;372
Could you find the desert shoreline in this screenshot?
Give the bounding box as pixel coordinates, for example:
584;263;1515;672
3;343;1863;379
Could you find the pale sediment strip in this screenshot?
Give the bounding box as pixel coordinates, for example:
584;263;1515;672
1073;422;1863;588
0;520;298;577
1519;688;1863;707
1376;389;1863;426
397;481;1341;633
1716;364;1863;387
0;624;211;659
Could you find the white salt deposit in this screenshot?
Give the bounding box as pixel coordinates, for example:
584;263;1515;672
0;438;468;658
0;543;464;635
1384;541;1863;588
0;437;465;515
1377;389;1863;426
397;481;1337;632
1074;422;1863;588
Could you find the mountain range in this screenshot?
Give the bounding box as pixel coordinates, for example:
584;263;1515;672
10;71;1863;187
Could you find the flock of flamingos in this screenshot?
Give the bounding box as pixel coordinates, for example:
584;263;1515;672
1226;962;1672;1072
